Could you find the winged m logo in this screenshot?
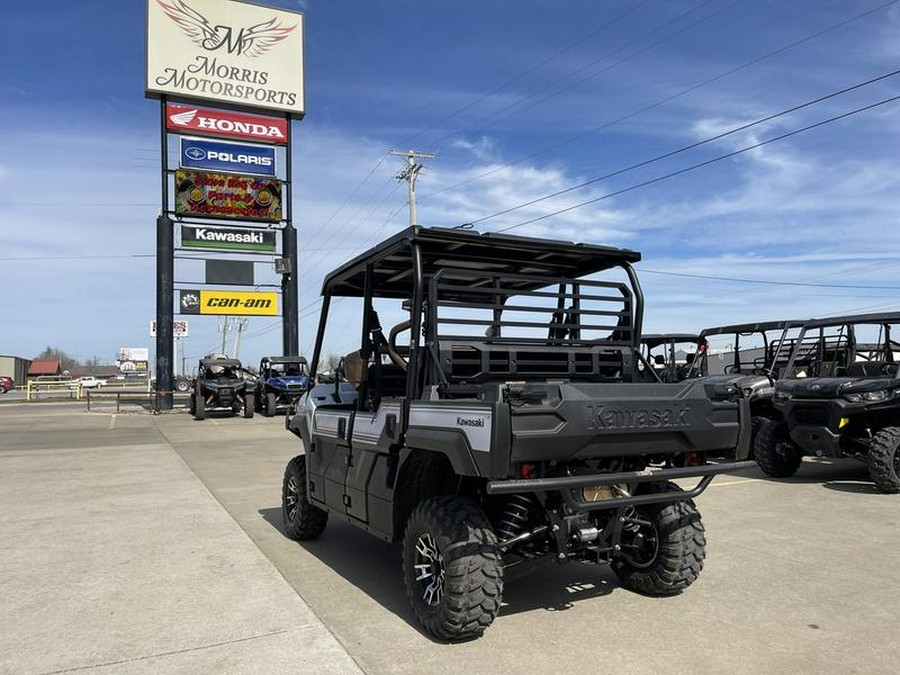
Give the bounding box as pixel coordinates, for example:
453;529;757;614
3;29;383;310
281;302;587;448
157;0;296;58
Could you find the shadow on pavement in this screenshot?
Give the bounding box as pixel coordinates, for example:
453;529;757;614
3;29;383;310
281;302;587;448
821;481;884;495
258;506;626;631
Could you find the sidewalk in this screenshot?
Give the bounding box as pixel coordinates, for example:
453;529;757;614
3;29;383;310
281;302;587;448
0;405;361;674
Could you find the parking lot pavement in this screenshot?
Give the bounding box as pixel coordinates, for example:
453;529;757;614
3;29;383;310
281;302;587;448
159;411;900;675
0;404;361;675
3;405;899;675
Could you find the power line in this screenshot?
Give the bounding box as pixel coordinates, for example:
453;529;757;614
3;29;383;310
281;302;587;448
490;93;900;233
463;68;900;226
422;0;900;200
640;268;900;290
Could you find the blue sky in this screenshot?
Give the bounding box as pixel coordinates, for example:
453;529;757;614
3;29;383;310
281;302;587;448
2;0;900;369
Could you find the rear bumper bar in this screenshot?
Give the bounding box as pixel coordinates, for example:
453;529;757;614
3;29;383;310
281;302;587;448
486;460;756;511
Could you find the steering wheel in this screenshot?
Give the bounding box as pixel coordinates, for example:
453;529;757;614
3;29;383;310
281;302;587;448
881;363;898;376
723;365;740;375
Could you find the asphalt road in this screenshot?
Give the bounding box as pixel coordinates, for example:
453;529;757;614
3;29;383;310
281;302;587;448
2;403;899;674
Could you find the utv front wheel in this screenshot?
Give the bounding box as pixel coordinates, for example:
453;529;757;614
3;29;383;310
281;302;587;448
613;482;706;596
243;393;255;419
868;426;900;494
194;392;205;420
402;496;503;641
266;392;278;417
753;418;801;477
281;455;328;540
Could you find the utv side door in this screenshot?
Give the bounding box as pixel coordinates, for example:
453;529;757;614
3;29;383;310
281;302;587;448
308;402;354;514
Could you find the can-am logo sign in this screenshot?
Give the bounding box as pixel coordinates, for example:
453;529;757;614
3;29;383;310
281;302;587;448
166;104;288;144
146;0;305;116
179;289;278;316
180;137;275;176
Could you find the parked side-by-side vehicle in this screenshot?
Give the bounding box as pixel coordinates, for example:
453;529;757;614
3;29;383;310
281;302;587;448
280;226;753;640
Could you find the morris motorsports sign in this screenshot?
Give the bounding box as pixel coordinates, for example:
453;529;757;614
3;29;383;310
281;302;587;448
181;224;276;252
175;168;281;221
146;0;305;117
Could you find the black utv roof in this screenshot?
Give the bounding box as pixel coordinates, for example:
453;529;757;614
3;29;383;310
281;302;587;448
699;319;806;337
803;311;900;329
641;333;701;348
322;226;641;299
199;358;241;367
261;355;308;364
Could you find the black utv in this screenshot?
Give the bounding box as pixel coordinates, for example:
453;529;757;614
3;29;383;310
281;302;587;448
766;313;900;493
281;226;752;640
689;320;807;439
189;357;255;420
256;356;310;417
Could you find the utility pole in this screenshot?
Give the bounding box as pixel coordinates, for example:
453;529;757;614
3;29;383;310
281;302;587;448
233;318;249;361
219;317;232;356
390;149;435;226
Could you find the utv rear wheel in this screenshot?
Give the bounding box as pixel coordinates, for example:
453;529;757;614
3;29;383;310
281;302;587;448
402;496;503;641
243;393;255;419
266;392;278;417
281;455;328;540
753;418;801;477
868;426;900;494
613;482;706;596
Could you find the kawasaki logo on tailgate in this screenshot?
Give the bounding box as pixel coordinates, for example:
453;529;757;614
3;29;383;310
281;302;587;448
587;404;690;430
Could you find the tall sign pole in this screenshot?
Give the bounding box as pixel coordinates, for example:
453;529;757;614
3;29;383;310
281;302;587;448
282;114;299;355
147;0;306;394
156;96;174;411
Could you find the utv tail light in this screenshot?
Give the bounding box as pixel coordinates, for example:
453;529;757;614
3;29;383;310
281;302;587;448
520;463;536;480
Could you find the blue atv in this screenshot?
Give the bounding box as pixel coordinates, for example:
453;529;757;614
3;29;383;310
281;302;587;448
256;356;310;417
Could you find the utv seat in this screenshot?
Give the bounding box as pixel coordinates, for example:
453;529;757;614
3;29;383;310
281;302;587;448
846;361;894;378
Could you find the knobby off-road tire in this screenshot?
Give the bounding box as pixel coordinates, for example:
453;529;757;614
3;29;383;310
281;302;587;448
868;426;900;494
243;393;255;419
189;393;196;416
402;496;503;641
281;455;328;540
266;392;278;417
194;390;206;421
613;482;706;596
753;418;802;477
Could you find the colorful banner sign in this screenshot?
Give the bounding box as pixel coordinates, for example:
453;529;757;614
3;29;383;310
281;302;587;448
175;169;281;222
179;289;278;316
146;0;305;117
180;137;275;176
150;320;189;337
166;103;288;144
181;224;276;252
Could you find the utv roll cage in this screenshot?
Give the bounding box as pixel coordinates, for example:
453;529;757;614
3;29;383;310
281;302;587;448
690;320;807;378
639;333;703;382
781;312;900;379
309;226;645;406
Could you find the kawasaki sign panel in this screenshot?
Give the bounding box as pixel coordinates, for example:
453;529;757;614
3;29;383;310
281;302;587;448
180;289;278;316
181;137;275;176
166;103;288;144
182;225;276;252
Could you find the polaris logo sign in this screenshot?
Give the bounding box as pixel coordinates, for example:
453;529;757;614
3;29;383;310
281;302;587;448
180;137;275;176
586;404;690;430
182;225;276;252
